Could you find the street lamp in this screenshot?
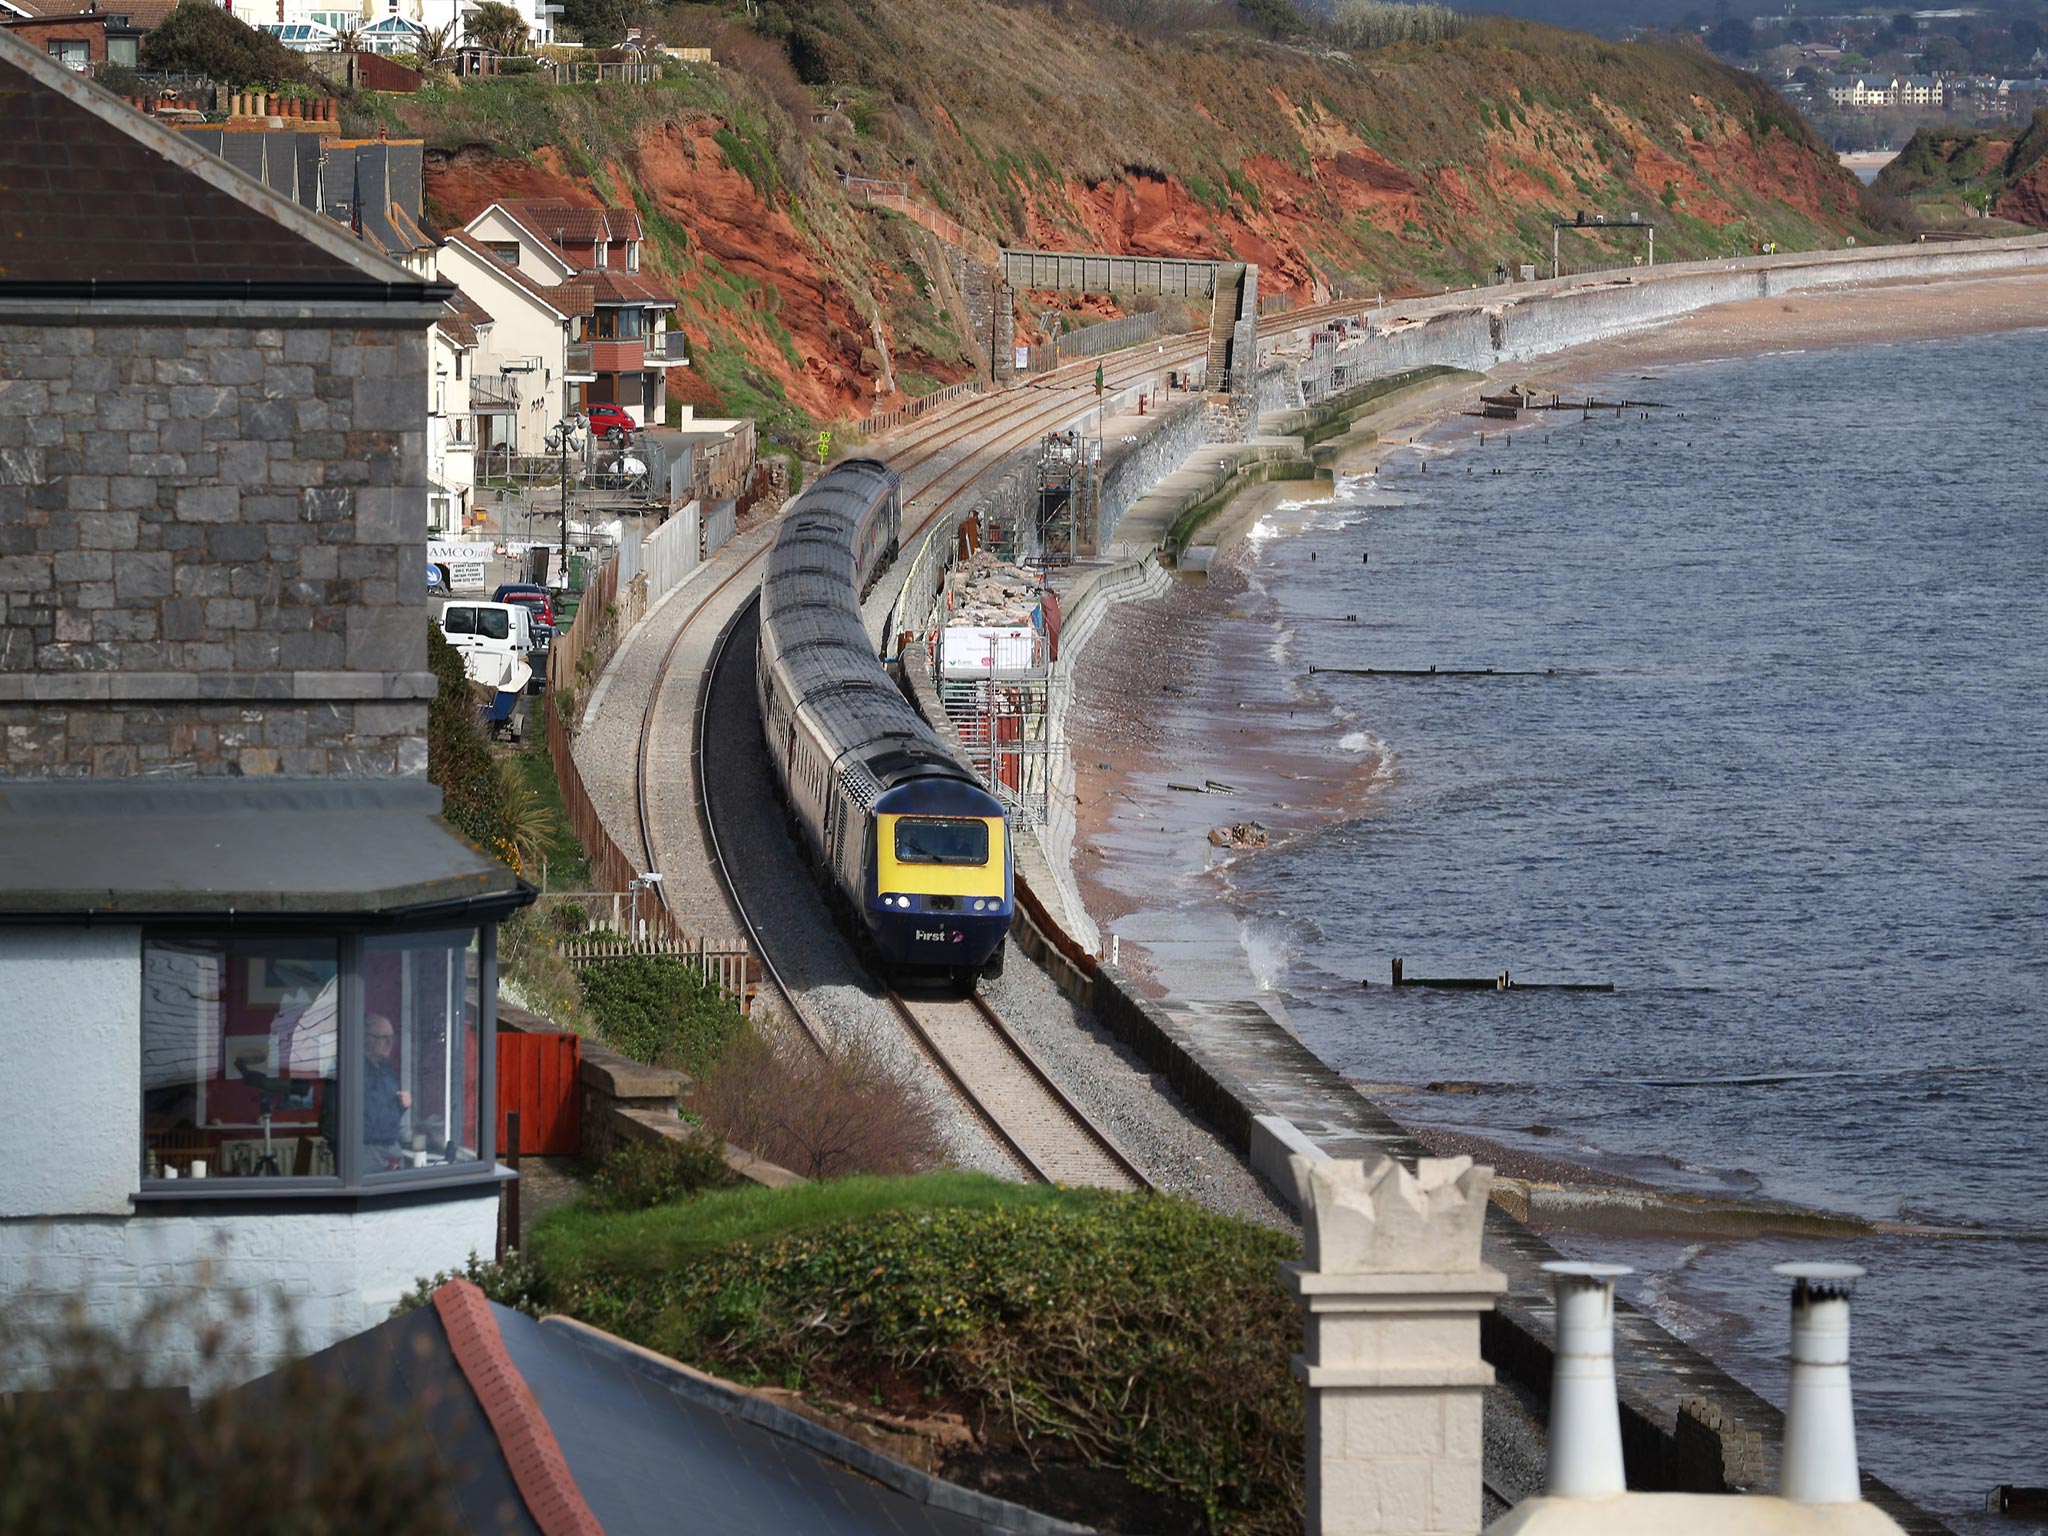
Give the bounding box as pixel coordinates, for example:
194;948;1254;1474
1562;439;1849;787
543;413;586;595
628;871;662;941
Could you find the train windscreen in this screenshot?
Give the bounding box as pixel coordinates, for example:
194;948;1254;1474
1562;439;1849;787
893;817;989;866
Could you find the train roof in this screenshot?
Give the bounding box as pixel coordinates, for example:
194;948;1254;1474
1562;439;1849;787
760;460;979;796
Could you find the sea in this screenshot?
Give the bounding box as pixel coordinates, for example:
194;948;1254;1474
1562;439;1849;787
1074;327;2048;1533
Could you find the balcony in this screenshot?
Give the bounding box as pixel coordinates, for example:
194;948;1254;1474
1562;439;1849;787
589;338;645;375
469;374;519;409
565;341;594;381
647;331;690;365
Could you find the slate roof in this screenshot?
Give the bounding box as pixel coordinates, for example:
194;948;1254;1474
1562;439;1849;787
0;779;530;922
0;29;435;300
241;1282;1095;1536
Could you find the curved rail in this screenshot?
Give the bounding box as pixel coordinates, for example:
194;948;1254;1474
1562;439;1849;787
886;987;1154;1192
692;594;832;1058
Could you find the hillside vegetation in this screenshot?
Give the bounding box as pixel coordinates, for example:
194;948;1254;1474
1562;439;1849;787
1874;108;2048;228
357;0;1883;439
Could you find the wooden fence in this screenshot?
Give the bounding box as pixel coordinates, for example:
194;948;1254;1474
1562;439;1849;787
561;934;753;1003
858;377;982;438
543;554;754;1011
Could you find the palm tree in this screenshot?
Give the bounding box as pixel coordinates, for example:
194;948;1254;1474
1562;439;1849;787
329;17;363;52
414;18;459;71
465;0;528;56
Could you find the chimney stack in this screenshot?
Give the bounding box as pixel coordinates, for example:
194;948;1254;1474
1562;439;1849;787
1775;1262;1866;1504
1540;1261;1632;1499
1284;1156;1504;1536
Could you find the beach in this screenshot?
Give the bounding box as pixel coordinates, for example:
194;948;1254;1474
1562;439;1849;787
1064;264;2048;993
1057;267;2048;1530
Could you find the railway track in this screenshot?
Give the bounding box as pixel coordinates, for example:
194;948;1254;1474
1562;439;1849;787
884;988;1153;1192
629;297;1373;1170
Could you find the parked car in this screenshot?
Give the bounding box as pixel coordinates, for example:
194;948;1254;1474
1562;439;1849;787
583;403;635;443
492;583;555;627
438;600;542;694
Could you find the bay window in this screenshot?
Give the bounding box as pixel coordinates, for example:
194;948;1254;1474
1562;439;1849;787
139;926;495;1192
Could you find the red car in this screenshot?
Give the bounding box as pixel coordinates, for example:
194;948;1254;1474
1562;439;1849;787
584;403;635;442
492;583;556;627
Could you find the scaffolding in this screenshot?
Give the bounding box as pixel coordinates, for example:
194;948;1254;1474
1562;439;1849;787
1034;430;1080;568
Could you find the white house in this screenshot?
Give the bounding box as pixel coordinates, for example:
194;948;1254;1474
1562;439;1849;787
0;34;532;1385
437;227;594;455
463;198;688;428
430;288;491;534
268;0;560;49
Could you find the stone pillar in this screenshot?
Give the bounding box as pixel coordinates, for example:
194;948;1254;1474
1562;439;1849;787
1283;1155;1505;1536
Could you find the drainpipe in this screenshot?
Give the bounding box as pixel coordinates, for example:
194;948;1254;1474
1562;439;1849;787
1541;1261;1632;1498
1774;1261;1867;1503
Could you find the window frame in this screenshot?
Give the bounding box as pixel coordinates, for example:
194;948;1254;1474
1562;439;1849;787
133;923;501;1204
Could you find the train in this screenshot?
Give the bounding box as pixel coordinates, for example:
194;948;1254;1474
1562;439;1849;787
754;458;1013;990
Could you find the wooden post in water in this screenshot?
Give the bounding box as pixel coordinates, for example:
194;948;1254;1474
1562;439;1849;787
1392;957;1405;988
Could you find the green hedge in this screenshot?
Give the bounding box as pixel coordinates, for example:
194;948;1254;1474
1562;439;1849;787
426;626;516;870
534;1175;1304;1533
576;953;746;1073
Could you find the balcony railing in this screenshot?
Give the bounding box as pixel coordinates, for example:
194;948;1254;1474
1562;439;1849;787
647;331;690;365
469;374;519;408
565;341;594;378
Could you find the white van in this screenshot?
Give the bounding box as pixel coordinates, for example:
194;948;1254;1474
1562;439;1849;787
439;601;537;695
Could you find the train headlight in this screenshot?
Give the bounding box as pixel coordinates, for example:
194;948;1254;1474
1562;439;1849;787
971;898;987;911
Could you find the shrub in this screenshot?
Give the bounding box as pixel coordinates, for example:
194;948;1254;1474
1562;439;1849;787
393;1249;550;1317
577;952;748;1073
536;1177;1304;1534
691;1020;945;1179
426;625;516;869
586;1130;736;1212
0;1289;461;1535
141;0;316;86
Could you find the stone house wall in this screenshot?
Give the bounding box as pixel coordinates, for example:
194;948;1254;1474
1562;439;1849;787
0;307;433;777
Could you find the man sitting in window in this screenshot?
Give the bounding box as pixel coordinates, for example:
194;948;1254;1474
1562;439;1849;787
362;1012;412;1167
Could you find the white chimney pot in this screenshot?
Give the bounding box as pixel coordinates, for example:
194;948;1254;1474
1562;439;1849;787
1775;1261;1867;1504
1541;1261;1632;1499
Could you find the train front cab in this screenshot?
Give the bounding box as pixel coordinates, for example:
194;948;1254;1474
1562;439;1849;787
864;780;1012;987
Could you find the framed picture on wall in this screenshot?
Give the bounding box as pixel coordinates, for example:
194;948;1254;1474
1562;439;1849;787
246;955;335;1006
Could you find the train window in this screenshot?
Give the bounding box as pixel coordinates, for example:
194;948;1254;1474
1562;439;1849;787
893;817;988;866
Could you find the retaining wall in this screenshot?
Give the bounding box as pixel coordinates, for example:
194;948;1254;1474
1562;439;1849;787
1097;398;1206;549
1334;237;2048;383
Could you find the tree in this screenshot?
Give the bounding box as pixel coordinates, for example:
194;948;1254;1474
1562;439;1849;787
413;18;459;70
1707;16;1755;58
465;0;528;55
142;0;314;85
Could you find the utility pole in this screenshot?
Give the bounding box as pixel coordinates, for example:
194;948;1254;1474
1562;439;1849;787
547;413;584;592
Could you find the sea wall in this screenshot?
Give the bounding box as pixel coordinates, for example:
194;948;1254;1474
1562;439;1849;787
1097;398;1205;551
1329;236;2048;382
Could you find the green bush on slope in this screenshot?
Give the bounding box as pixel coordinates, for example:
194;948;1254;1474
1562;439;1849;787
533;1174;1306;1533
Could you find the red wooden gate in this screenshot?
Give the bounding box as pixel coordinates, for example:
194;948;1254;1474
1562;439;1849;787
496;1031;582;1156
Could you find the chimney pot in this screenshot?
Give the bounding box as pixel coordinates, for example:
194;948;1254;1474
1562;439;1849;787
1774;1261;1867;1504
1541;1261;1632;1499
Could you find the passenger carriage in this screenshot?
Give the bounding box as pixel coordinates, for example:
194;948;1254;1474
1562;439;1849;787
755;460;1013;990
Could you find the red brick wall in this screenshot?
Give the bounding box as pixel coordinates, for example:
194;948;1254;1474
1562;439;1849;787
2;17;111;62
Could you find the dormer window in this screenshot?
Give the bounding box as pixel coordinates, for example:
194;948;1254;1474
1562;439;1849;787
626;242;639;272
594;242;606;268
486;241;520;268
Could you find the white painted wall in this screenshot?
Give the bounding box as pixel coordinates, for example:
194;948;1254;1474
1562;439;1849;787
436;239;575;455
0;927;502;1389
430;322;476;535
462;208;577;281
0;927;142;1219
0;1192;502;1389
